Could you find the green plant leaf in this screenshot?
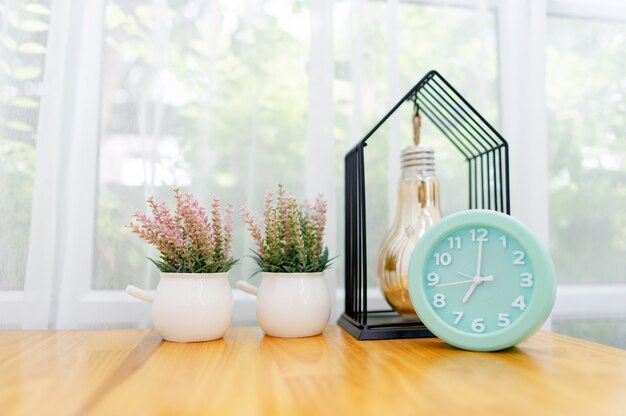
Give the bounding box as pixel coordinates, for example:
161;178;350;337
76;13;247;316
17;42;46;54
12;66;41;80
19;19;49;32
10;97;38;109
6;120;33;132
23;3;51;15
105;3;126;30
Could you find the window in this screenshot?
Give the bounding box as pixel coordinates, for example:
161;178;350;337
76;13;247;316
95;0;312;291
0;1;50;290
334;1;498;288
0;0;624;347
546;9;626;347
0;1;50;327
547;16;625;285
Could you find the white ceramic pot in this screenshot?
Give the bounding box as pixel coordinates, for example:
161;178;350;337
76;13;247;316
126;272;233;343
236;272;331;338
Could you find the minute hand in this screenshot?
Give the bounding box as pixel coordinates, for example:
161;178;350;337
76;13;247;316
475;238;484;277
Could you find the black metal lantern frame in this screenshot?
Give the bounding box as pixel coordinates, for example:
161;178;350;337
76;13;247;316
339;70;510;340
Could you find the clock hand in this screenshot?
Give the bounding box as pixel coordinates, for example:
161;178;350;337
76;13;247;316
475;238;484;277
460;274;494;304
457;272;494;283
462;282;478;303
435;279;474;287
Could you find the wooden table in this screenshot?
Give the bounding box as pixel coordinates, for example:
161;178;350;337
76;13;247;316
1;325;625;415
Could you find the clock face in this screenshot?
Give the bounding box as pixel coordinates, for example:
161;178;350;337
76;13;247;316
423;225;534;335
408;210;556;351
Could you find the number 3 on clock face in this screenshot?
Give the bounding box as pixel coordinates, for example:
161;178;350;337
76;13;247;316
408;210;556;352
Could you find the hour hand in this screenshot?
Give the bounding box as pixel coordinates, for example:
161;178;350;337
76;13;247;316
462;282;478;303
460;274;493;303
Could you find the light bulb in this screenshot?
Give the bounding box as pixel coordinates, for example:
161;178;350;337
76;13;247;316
376;110;443;316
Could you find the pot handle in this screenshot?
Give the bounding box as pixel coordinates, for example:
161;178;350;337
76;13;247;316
126;285;154;303
236;280;259;296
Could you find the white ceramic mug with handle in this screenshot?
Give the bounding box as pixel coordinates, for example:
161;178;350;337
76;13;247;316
236;272;331;338
127;272;233;342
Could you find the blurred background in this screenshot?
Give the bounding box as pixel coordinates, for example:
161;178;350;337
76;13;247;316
0;0;624;348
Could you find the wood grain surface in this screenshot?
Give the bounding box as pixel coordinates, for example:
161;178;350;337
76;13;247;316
1;325;625;415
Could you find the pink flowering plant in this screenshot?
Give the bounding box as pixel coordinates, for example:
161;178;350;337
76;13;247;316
241;185;332;274
129;189;237;273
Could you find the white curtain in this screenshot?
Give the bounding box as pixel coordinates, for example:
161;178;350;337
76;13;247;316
1;0;625;347
21;0;104;328
2;0;335;328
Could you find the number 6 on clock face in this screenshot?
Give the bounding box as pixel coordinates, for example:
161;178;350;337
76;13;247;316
408;210;556;352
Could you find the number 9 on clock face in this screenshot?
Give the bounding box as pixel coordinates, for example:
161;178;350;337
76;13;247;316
408;210;556;352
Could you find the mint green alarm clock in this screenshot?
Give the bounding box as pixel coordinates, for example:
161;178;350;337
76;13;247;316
408;210;556;351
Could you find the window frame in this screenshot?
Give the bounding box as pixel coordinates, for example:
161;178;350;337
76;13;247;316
543;0;626;325
2;0;624;330
0;292;22;329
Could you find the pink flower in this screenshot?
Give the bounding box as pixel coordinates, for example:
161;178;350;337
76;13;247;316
241;206;265;255
310;194;327;260
211;197;224;258
128;189;236;273
224;203;234;258
240;185;330;273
